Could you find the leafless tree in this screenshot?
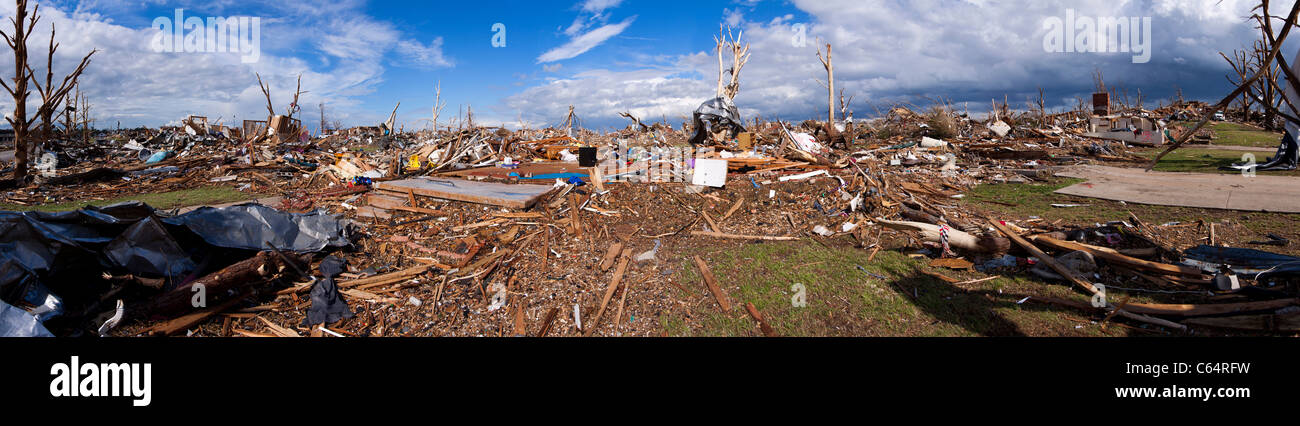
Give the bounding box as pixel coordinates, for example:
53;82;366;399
2;1;95;182
816;42;835;127
30;21;95;149
1153;0;1300;167
1222;48;1256;119
714;26;750;102
432;80;446;130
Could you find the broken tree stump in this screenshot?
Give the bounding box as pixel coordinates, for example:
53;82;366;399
149;251;302;317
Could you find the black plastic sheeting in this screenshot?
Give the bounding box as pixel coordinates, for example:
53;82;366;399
169;204;351;252
689;97;745;146
0;202;352;335
305;256;354;326
0;299;52;337
1182;245;1300;279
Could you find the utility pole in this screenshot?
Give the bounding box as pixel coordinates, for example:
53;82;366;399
319;102;326;136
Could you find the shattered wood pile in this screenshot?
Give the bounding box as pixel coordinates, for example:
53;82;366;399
3;100;1299;338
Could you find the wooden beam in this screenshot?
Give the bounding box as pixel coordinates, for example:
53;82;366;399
1029;235;1204;278
745;303;777;337
989;220;1099;295
585;249;632;336
148;293;251;336
694;256;732;311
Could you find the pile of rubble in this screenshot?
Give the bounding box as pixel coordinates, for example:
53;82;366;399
3;99;1298;338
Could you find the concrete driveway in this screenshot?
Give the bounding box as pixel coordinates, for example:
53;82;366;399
1056;165;1300;213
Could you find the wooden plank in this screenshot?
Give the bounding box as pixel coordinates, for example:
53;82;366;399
256;316;301;337
585;249;632;336
599;242;625;272
1184;312;1300;331
375;177;554;209
365;193;409;209
990;220;1100;295
1030;235;1204;278
390;205;449;217
745;303;777;337
1125;298;1298;317
568;194;584;237
338;264;439;289
694;256;732;311
148;293;251;336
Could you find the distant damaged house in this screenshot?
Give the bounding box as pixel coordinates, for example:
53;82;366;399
1085;114;1168;146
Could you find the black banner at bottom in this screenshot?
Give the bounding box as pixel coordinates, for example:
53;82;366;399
2;338;1295;412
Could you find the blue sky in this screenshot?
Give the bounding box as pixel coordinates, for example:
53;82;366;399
0;0;1291;131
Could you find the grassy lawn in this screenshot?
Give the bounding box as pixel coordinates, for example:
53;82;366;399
1204;122;1282;148
1134;148;1297;175
0;186;259;212
660;241;1137;337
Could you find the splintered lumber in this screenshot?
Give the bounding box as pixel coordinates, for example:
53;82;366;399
391;205;450;217
920;270;960;284
702;211;720;232
1027;296;1187;331
599;242;625;272
721;198;744;222
690;231;799;241
878;219;1009;254
1124;298;1298;317
338;263;442;290
989;220;1100;295
376;177;554;209
744;303;777;337
1114;310;1189;331
493;212;545;219
585;248;632;336
148;293;251;336
1183;312;1300;331
150;251;296;315
256;316;301;337
536;307;559;337
694;256;732;311
513;303;528;336
568;194;584;237
1029;235;1204;278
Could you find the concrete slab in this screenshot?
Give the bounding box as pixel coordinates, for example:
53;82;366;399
1055;165;1300;213
0;150;12;163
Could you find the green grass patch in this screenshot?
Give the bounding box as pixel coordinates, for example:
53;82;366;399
1135;148;1298;176
661;241;1119;337
1205;122;1282;148
0;186;259;212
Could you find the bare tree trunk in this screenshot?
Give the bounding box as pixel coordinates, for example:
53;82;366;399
2;0;38;183
818;43;835;126
30;21;96;152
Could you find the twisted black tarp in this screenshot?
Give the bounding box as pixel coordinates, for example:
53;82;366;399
0;202;350;333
